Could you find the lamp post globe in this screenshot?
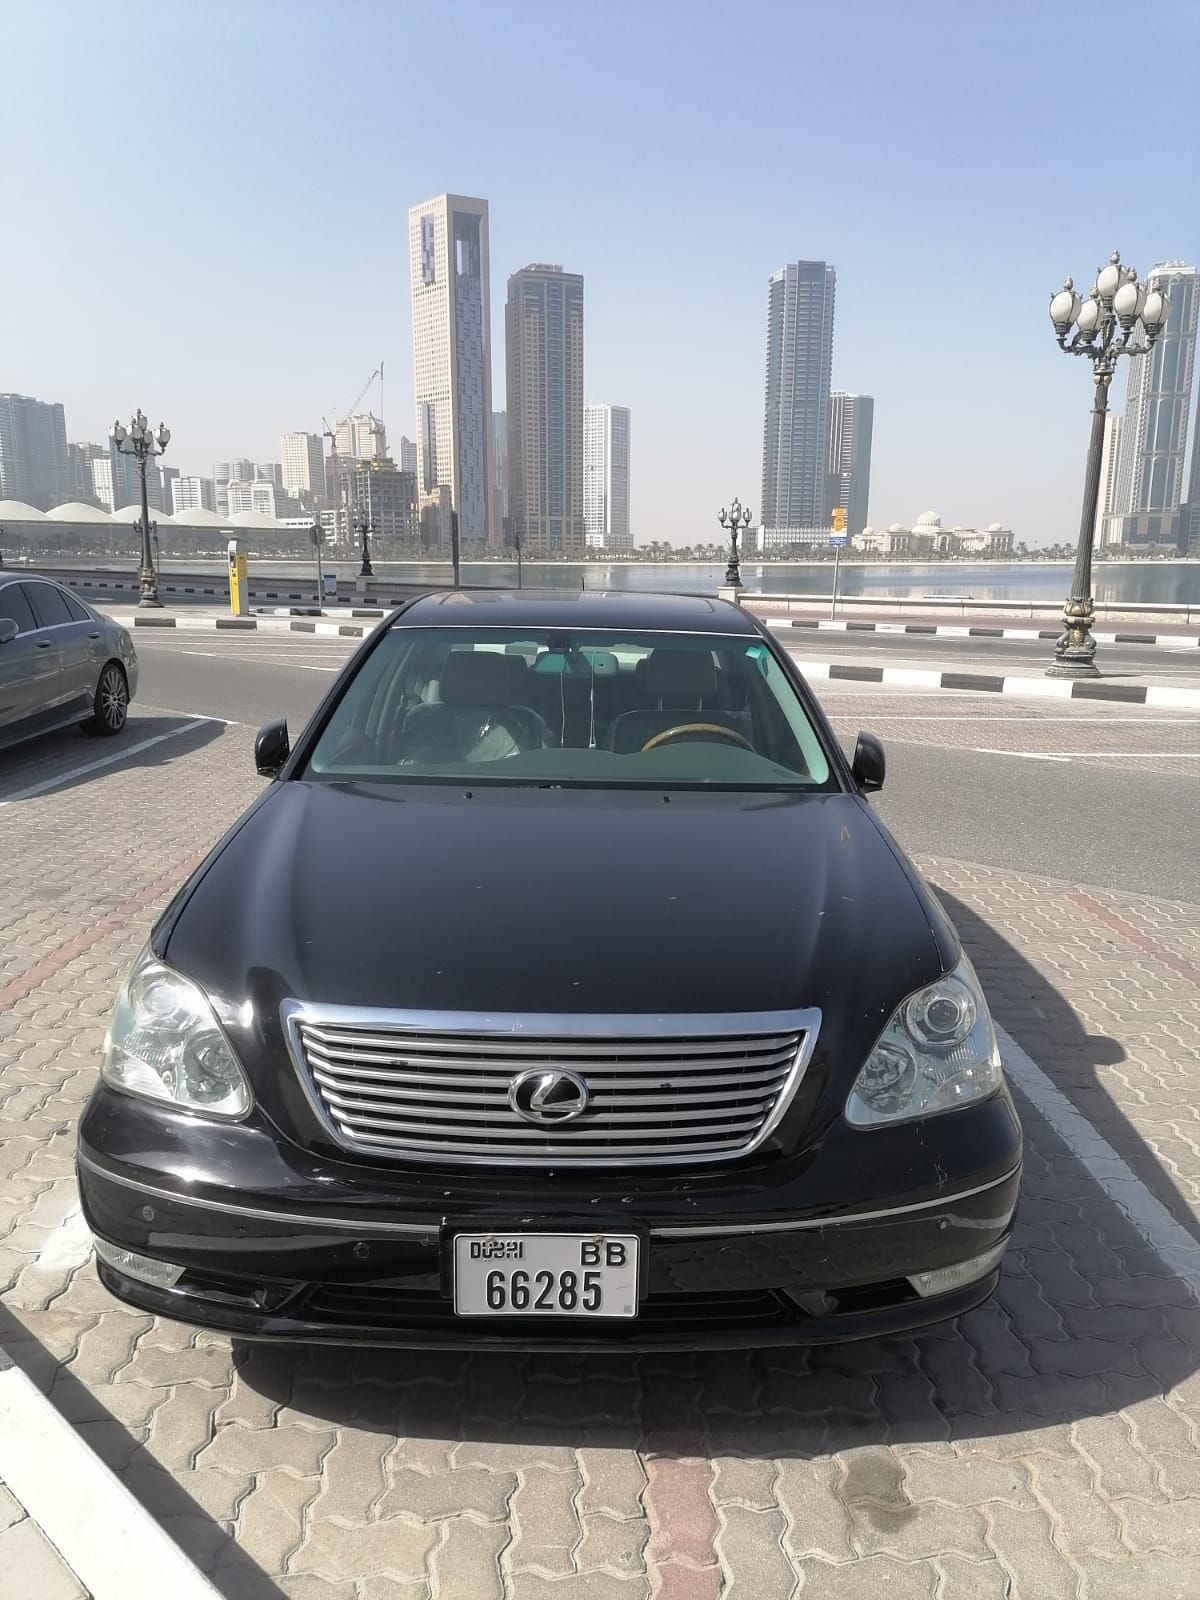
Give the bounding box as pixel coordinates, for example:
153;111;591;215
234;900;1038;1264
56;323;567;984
1045;252;1168;677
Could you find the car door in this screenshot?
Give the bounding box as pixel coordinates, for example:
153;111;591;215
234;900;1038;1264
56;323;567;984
60;588;108;715
0;580;57;742
22;580;94;718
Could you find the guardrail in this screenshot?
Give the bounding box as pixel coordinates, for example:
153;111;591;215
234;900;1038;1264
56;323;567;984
732;591;1199;622
10;565;423;608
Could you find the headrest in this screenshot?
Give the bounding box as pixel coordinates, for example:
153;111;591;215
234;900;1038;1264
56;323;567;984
440;650;514;707
644;648;717;702
581;649;619;677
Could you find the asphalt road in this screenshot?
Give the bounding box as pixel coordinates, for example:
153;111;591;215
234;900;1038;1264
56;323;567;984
131;630;1200;903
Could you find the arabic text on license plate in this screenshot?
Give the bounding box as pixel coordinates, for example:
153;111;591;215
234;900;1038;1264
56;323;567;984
453;1233;639;1318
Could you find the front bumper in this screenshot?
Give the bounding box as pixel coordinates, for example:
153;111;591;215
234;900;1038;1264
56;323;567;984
78;1086;1021;1350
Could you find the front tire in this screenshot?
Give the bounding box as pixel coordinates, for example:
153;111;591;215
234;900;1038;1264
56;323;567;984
85;662;129;736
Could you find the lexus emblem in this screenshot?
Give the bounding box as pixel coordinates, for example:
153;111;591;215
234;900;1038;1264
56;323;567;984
508;1068;590;1126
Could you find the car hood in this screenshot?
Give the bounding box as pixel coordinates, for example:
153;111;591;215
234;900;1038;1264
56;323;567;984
164;779;946;1024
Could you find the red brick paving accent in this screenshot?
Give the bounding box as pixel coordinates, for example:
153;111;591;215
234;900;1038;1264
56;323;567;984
651;1557;722;1600
1067;889;1200;986
0;849;210;1009
644;1458;722;1597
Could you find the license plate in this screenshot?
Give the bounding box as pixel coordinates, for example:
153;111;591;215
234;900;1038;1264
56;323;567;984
452;1232;640;1318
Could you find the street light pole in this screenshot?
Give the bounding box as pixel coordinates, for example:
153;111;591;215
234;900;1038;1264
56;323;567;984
352;503;374;578
717;498;752;589
1047;252;1169;676
111;409;170;609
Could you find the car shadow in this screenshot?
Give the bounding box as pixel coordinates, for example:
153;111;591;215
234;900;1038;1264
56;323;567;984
235;897;1198;1460
0;714;223;804
0;1301;288;1600
938;886;1200;1246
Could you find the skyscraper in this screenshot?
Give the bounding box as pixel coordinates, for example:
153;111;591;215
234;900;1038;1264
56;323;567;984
96;438;154;512
398;436;419;477
1105;261;1198;549
280;432;326;502
172;476;218;515
826;392;874;537
334;414;386;463
1182;353;1200;553
584;404;632;551
67;441;107;506
506;264;585;557
408;193;495;546
491;413;508;526
760;262;836;542
0;393;70;510
1095;414;1123;546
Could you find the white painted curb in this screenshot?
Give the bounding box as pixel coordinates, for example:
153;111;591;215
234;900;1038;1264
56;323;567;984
0;1358;220;1599
786;656;1200;710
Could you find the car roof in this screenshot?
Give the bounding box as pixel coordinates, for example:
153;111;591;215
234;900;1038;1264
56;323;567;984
394;589;758;635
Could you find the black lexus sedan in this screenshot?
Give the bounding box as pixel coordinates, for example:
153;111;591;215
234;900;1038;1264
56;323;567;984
77;591;1021;1349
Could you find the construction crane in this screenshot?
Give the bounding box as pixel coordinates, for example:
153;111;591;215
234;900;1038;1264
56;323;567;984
323;364;384;545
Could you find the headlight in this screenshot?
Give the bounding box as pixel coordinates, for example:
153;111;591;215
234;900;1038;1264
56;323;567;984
845;956;1001;1129
101;949;252;1118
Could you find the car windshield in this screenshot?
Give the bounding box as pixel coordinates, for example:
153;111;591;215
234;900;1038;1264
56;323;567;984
303;626;835;791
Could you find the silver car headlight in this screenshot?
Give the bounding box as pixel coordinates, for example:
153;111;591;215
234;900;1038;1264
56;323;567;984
102;949;252;1118
845;955;1002;1129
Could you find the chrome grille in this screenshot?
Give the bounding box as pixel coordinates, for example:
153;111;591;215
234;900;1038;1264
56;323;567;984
285;1007;819;1167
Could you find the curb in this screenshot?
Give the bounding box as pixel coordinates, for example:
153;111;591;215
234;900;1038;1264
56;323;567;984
789;656;1200;709
0;1356;220;1599
766;617;1200;648
110;613;378;639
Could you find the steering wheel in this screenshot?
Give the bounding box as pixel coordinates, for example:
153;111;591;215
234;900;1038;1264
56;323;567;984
641;722;755;753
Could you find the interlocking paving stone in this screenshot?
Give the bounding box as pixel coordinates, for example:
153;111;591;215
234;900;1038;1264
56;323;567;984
2;712;1200;1598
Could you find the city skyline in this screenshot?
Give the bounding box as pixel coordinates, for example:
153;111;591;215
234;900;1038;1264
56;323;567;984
3;3;1199;547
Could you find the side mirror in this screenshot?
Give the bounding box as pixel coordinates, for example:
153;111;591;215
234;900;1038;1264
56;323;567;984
0;619;17;645
851;731;885;793
255;718;290;778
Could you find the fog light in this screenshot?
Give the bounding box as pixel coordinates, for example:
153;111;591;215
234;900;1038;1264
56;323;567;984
93;1236;185;1289
908;1239;1008;1299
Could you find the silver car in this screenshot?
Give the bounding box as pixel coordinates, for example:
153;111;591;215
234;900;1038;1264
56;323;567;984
0;575;139;750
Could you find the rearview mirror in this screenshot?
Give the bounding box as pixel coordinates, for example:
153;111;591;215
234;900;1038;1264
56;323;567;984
255;719;290;778
0;619;17;645
851;731;885;793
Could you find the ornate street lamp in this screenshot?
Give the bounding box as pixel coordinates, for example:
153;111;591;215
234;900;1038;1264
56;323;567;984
351;503;374;578
717;498;752;588
1046;251;1169;676
111;409;170;608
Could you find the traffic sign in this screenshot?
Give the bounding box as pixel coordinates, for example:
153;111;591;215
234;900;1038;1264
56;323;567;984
829;532;848;547
831;507;847;533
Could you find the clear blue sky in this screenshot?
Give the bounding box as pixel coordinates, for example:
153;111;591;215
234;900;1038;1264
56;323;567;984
4;0;1198;546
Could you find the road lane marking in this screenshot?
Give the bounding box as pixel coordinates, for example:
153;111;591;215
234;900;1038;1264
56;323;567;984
0;719;215;807
975;748;1200;761
975;749;1071;762
824;714;1200;722
996;1024;1200;1304
178;649;340;672
0;1360;220;1600
138;703;246;726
